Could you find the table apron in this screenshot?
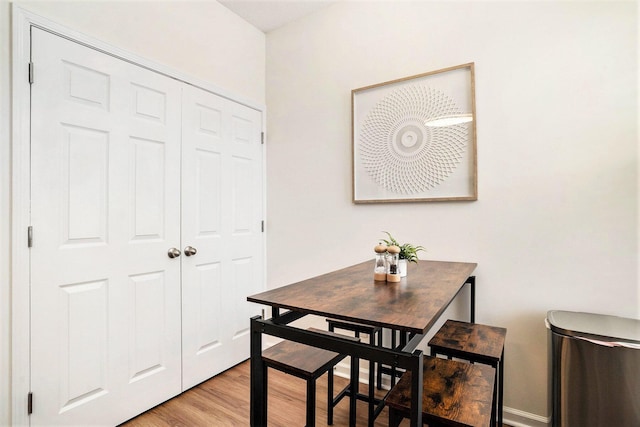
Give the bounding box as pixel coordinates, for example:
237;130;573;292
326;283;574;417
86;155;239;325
254;315;424;366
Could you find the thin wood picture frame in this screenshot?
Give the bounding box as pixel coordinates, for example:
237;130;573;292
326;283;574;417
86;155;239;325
352;63;477;203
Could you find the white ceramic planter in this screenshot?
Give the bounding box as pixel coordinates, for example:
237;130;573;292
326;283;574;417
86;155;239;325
399;259;408;277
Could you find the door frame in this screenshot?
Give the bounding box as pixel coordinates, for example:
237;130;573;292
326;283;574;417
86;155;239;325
11;7;266;425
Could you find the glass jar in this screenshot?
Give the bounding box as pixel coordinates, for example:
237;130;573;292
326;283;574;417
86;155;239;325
386;245;401;282
374;244;387;281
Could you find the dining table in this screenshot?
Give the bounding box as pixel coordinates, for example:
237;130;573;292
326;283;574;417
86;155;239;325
246;259;477;427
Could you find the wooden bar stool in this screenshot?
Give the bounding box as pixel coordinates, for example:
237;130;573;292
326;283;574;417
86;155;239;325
262;328;359;426
428;320;507;427
326;319;382;426
385;356;495;427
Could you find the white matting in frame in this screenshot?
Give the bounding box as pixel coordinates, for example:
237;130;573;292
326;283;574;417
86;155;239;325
352;63;477;203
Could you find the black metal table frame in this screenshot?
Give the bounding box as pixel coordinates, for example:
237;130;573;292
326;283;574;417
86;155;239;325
249;276;476;427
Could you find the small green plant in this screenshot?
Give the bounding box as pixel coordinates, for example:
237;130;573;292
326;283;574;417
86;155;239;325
380;231;425;263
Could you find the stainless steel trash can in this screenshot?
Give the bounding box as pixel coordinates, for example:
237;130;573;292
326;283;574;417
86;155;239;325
546;311;640;427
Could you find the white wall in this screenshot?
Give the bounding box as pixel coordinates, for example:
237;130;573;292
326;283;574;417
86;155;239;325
266;1;638;425
0;1;265;424
14;0;266;103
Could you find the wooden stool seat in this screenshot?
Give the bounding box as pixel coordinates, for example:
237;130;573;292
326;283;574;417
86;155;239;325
385;356;496;427
262;328;360;426
428;320;506;427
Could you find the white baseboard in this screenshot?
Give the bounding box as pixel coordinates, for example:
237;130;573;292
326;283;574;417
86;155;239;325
333;360;551;427
503;407;550;427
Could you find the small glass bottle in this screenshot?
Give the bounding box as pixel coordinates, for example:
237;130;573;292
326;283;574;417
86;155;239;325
386;245;401;283
374;244;388;281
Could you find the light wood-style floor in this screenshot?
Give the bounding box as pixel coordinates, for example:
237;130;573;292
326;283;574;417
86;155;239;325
121;360;509;427
121;360;397;426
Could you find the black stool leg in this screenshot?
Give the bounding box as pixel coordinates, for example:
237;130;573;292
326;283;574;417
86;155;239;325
390;330;397;387
327;323;335;425
306;378;316;427
263;367;269;425
376;329;383;390
388;407;403;427
490;368;497;426
328;364;335;425
349;356;358;427
368;331;375;427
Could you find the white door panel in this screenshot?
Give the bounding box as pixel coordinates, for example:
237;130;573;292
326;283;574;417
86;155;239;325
228;104;264;350
30;28;182;426
181;85;228;389
181;85;263;390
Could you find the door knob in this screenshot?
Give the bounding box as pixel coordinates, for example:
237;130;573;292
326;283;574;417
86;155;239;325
167;248;181;258
184;246;197;257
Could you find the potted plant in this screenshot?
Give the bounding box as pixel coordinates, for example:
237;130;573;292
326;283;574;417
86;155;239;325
380;231;425;277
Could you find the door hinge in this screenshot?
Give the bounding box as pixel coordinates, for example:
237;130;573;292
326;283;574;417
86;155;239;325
27;392;33;415
261;220;265;233
28;62;34;85
261;132;265;145
27;226;33;248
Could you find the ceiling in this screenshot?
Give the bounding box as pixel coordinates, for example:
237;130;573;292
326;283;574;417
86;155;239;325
219;0;337;33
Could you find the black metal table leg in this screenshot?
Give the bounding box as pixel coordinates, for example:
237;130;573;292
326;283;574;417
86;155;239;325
466;276;476;323
498;347;504;427
250;315;266;426
409;350;423;427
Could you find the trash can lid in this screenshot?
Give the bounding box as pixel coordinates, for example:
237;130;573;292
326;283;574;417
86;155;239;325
547;310;640;344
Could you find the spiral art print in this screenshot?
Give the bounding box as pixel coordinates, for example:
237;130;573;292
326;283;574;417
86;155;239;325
358;85;468;195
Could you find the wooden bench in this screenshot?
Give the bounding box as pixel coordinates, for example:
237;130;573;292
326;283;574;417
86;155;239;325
262;328;360;426
428;320;507;427
385;356;495;427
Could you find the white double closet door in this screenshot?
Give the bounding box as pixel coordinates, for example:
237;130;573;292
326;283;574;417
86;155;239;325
29;28;263;426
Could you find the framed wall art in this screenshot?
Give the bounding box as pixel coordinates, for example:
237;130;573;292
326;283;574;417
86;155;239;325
352;63;477;203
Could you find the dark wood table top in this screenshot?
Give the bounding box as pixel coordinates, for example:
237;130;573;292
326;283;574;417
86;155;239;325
248;260;477;334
